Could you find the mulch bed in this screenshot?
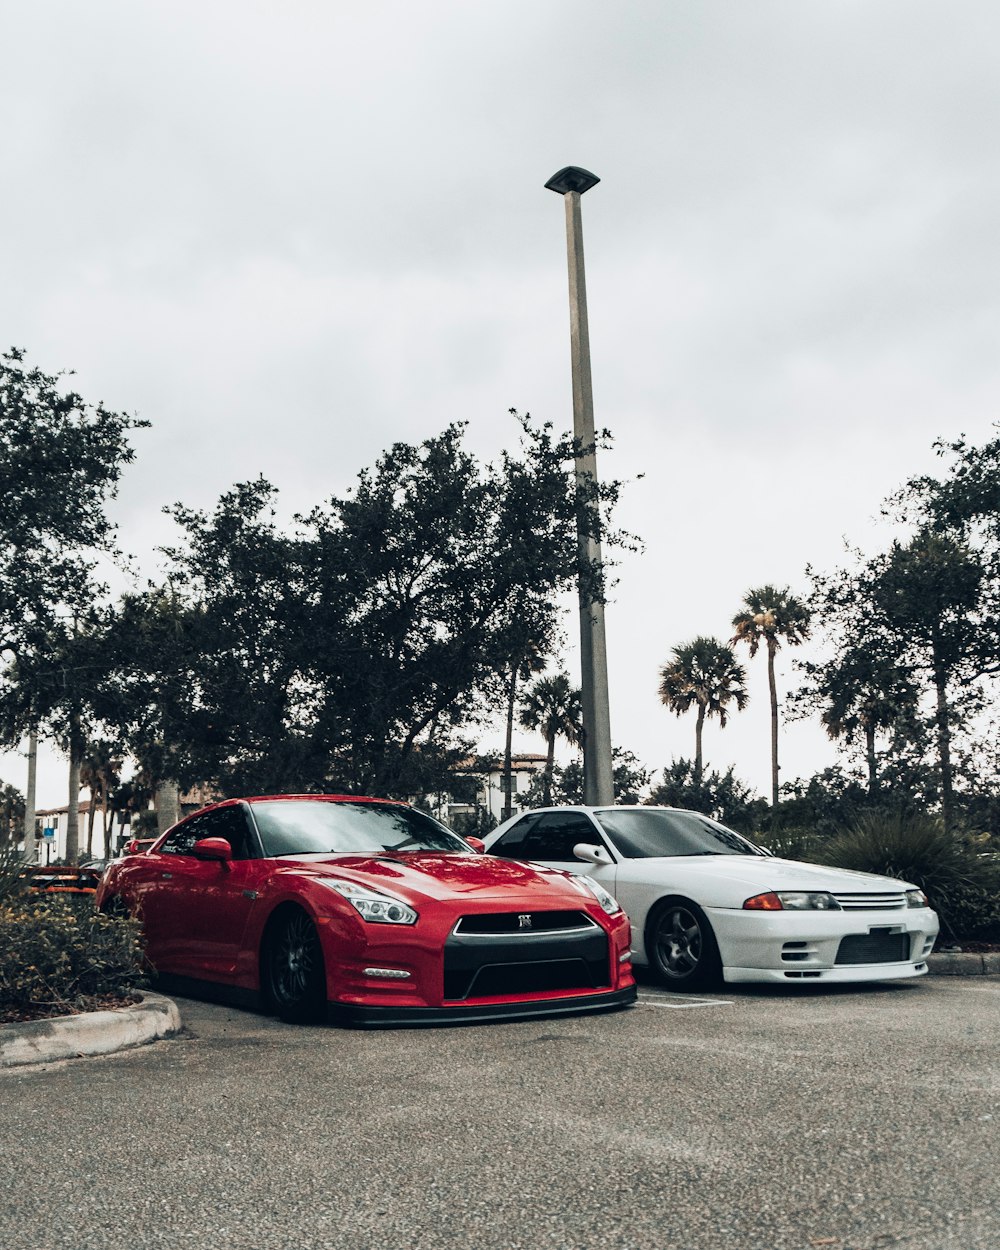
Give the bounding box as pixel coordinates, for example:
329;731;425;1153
0;991;143;1025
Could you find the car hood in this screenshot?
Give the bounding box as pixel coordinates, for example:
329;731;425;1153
621;854;918;900
284;852;590;907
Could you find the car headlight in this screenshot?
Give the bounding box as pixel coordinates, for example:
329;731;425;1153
905;889;930;909
575;875;621;915
319;879;418;925
743;891;842;911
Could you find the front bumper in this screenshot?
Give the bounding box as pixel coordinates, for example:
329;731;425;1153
329;984;637;1028
706;904;939;984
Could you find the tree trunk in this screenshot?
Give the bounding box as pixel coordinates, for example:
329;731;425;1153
86;789;97;858
542;731;557;806
767;640;780;808
932;651;954;832
101;794;111;860
66;716;83;865
155;779;181;835
694;703;706;785
22;727;38;864
864;722;878;798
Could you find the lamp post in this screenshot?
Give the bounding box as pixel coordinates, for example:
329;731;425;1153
545;166;614;806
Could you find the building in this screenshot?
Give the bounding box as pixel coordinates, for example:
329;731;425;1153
439;753;547;829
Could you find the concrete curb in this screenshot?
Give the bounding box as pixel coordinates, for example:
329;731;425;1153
926;951;1000;977
0;993;182;1069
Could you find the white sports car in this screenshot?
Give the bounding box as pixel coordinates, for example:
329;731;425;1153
483;806;940;989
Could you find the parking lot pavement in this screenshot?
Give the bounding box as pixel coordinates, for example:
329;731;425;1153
2;979;998;1250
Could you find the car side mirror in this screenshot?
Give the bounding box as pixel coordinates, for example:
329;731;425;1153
573;842;613;866
192;837;233;863
464;836;486;854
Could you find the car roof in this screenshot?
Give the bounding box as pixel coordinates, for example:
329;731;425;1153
189;794;409;818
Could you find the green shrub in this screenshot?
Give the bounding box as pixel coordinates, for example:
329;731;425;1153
0;841;29;904
815;811;1000;943
0;895;146;1018
750;825;820;862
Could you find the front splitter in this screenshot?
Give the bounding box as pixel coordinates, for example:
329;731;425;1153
329;984;637;1028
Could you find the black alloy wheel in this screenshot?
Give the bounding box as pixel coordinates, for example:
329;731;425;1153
265;909;327;1024
646;897;721;991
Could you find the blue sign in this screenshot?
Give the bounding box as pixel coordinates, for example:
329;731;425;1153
43;827;55;840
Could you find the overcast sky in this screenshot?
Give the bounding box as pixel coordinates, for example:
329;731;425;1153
4;1;1000;810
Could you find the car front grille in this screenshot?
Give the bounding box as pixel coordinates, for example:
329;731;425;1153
835;931;911;965
443;913;609;1000
453;911;595;935
832;891;907;911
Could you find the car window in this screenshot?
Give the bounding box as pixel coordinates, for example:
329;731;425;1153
491;811;601;863
199;806;256;859
249;800;471;857
159;813;209;856
594;809;763;858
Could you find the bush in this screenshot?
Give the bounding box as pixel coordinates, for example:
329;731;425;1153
751;825;821;862
0;841;29;904
0;895;146;1020
815;811;1000;943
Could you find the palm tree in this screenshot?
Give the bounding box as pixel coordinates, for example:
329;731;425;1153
731;585;811;808
80;740;122;859
518;673;582;806
658;637;748;783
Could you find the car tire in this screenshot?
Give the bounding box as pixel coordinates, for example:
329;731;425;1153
263;908;327;1024
645;896;722;991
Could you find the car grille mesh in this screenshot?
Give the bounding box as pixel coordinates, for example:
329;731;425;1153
443;916;609;1000
836;931;911;964
832;891;907;911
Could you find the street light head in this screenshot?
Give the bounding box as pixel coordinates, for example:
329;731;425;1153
545;166;600;196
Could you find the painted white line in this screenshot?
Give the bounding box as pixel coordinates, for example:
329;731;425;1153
637;994;734;1009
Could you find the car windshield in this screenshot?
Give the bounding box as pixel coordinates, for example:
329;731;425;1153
593;809;764;859
250;800;471;857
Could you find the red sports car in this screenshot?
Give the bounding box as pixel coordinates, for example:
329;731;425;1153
95;795;636;1026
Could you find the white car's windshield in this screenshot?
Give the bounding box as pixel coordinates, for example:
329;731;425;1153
594;809;764;859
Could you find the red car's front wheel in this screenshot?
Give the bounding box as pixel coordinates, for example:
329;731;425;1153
263;909;327;1024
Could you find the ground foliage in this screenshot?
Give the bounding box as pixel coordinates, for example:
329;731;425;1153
0;894;146;1021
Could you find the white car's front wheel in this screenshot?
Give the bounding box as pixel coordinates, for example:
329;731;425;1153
646;897;722;991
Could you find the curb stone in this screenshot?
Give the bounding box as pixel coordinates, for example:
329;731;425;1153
926;951;1000;977
0;993;182;1069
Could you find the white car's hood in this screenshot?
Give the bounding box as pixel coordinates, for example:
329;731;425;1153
620;854;917;907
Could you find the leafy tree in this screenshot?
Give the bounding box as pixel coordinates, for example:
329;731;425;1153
0;347;146;855
657;636;747;783
100;416;632;801
872;531;983;828
806;528;988;831
0;782;25;848
795;643;921;799
499;640;547;821
525;746;651;807
518;673;582;806
645;758;764;834
731;585;811;808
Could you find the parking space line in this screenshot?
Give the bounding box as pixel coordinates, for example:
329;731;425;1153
637;993;734;1009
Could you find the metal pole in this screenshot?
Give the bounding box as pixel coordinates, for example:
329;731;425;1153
548;168;614;805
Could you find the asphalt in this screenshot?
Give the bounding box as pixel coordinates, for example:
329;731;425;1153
2;974;999;1250
0;952;994;1069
